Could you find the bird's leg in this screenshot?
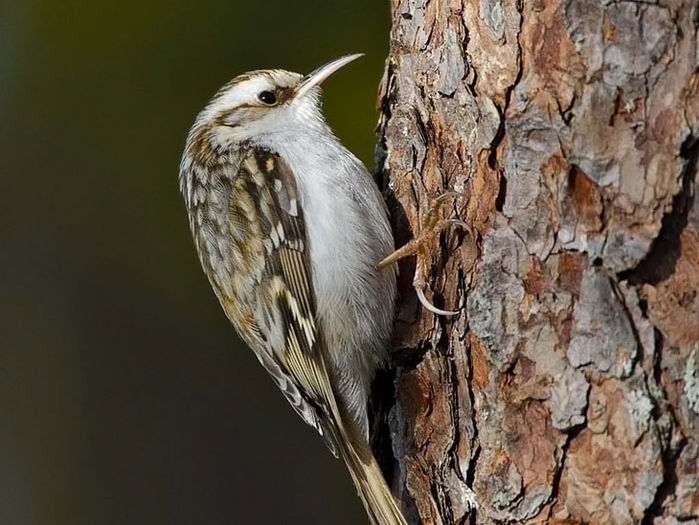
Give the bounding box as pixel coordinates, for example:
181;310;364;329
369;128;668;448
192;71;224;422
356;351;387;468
377;192;470;316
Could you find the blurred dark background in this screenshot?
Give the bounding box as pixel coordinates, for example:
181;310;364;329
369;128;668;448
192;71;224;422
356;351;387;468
0;1;389;523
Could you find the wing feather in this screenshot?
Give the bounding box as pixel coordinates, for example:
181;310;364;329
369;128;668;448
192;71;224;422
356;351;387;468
234;147;341;454
223;147;407;525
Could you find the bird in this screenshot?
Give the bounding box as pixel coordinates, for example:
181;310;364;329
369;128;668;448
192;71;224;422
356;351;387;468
178;54;408;525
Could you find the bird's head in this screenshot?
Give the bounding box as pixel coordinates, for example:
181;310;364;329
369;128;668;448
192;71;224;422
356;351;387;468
186;54;362;157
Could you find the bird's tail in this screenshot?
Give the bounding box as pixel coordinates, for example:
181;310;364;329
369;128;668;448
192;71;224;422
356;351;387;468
311;341;406;524
335;423;408;525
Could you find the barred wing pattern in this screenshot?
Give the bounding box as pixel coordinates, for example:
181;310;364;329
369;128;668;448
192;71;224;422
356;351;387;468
232;147;340;455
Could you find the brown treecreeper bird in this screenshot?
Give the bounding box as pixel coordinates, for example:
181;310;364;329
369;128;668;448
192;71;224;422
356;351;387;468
179;54;408;525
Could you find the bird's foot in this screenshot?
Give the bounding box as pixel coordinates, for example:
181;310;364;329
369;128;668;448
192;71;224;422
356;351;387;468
377;192;470;317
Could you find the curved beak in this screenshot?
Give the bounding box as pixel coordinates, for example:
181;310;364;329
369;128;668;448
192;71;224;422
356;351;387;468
294;53;364;99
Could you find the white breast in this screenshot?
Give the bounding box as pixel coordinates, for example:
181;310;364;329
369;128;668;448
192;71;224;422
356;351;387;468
257;128;397;433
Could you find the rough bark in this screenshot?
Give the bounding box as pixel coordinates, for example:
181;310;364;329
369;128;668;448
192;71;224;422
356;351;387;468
375;1;699;523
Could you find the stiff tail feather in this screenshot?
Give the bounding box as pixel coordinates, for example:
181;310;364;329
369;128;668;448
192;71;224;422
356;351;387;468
336;425;408;525
310;340;407;524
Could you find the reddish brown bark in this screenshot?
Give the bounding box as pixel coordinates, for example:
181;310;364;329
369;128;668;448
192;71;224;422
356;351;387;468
376;1;699;523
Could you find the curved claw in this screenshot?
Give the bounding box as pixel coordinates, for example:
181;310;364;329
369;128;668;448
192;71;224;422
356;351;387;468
415;286;460;317
445;218;470;233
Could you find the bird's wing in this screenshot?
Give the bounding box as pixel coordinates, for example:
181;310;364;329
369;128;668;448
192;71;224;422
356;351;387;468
231;146;341;455
228;147;408;525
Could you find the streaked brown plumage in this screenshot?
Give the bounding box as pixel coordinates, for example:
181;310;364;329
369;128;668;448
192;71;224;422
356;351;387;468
179;56;407;524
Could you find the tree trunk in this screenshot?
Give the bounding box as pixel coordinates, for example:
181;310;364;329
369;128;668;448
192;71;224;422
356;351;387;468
375;1;699;523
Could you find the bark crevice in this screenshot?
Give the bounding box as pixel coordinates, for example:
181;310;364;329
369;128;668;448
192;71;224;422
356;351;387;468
619;135;698;286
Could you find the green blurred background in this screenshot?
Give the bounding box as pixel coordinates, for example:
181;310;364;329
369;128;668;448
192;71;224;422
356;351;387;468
0;1;390;523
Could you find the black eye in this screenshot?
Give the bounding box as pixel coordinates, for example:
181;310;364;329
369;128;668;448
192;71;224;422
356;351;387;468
257;90;277;105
